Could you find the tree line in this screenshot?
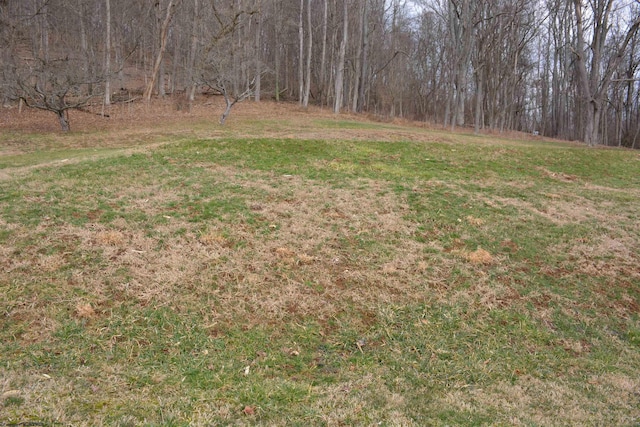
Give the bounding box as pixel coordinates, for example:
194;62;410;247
1;0;639;147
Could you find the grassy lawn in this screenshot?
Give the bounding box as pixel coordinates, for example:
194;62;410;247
1;106;639;426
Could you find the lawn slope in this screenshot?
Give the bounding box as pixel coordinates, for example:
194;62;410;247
1;103;639;426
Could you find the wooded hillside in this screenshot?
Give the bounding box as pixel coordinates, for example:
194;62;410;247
1;0;639;147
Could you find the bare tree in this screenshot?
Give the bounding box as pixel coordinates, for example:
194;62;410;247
573;0;640;146
302;0;312;107
144;0;178;102
0;0;14;106
104;0;111;107
214;78;254;124
351;0;364;113
318;0;328;106
448;0;475;128
197;0;256;123
254;0;262;102
298;0;304;104
3;0;105;131
356;0;370;113
334;0;348;113
186;0;200;110
16;56;102;131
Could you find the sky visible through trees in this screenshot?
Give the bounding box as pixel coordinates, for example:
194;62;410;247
1;0;639;146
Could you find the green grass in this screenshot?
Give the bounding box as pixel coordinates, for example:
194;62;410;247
1;112;639;426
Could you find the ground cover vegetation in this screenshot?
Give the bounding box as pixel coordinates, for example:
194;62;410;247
1;103;640;425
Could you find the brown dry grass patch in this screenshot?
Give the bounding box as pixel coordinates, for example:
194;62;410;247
441;374;640;426
0;164;443;341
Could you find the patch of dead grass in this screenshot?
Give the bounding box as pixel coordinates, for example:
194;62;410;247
466;215;485;226
311;373;418;427
0;165;445;336
74;302;96;320
485;195;596;226
439;374;640;426
555;234;640;282
199;231;231;247
536;166;578;182
448;246;496;267
95;230;126;246
467;247;494;265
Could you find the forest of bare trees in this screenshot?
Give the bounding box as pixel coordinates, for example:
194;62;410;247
1;0;639;147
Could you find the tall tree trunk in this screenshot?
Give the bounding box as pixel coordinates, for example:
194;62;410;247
540;28;550;136
40;0;49;62
115;5;126;88
319;0;328;107
57;110;70;132
274;0;281;102
144;0;176;102
78;0;91;95
351;0;363;113
444;80;451;127
254;0;262;102
333;0;348;113
623;40;637;143
357;0;369;113
474;67;483;134
582;101;601;146
158;56;166;97
187;0;199;110
104;0;111;107
170;32;179;94
573;0;640;145
298;0;304;104
390;0;399;117
302;0;312;107
448;0;473;129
